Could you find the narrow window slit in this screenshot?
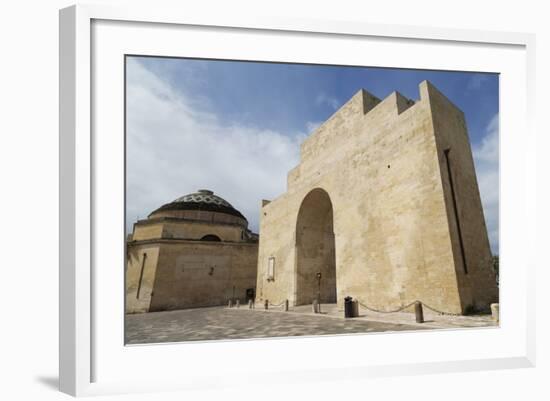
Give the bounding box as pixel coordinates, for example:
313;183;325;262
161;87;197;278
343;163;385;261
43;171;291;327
444;149;468;275
137;252;147;299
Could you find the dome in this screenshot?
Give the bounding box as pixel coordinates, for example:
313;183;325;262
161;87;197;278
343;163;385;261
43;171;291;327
149;189;247;221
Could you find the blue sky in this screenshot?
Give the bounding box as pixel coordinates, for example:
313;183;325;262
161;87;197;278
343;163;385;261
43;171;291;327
126;56;499;254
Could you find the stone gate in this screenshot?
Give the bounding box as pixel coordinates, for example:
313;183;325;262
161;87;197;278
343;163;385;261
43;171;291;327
255;81;498;314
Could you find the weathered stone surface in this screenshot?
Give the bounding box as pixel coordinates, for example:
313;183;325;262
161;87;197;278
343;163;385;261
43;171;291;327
126;190;258;313
256;81;498;315
124;306;430;344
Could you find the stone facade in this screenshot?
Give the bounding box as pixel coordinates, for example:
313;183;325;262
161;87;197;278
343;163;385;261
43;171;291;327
126;190;258;313
255;81;498;314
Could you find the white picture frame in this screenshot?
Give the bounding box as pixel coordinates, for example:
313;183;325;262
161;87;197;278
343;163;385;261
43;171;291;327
59;3;536;397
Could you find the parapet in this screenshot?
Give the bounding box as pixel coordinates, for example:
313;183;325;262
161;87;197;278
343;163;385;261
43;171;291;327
419;80;465;117
299;86;417;162
287;81;464;190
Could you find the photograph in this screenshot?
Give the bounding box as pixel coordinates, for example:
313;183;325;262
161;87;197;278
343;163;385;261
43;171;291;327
123;56;500;344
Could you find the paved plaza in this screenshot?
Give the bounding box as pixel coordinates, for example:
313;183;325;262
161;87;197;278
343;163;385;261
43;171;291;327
125;304;496;344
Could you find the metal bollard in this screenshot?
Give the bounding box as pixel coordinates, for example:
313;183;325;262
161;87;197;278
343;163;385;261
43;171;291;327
264;300;269;310
415;301;424;323
284;299;289;312
236;299;240;308
344;296;353;318
248;299;253;309
228;299;233;308
312;299;318;313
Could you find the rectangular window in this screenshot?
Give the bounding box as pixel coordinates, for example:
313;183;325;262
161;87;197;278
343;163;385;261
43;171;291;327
267;257;275;281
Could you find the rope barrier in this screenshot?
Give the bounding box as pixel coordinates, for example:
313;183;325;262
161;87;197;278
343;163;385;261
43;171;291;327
419;302;462;317
250;298;460;317
356;300;417;314
356;300;461;316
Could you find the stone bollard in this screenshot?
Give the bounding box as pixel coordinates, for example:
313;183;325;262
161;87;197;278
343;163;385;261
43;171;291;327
491;303;499;323
264;300;269;310
312;299;319;313
351;299;359;317
248;299;253;309
415;301;424;323
236;299;240;308
228;300;233;308
284;299;289;312
352;300;359;317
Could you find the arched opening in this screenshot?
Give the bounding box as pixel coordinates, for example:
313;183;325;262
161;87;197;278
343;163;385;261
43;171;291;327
200;234;222;242
295;188;336;306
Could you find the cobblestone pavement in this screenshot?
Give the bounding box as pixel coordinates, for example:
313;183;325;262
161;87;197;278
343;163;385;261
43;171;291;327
125;306;431;344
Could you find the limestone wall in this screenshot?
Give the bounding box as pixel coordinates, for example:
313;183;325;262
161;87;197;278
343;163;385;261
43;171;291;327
160;219;244;242
256;81;497;314
426;82;498;310
132;218;245;242
126;240;257;313
132;222;164;241
126;244;161;313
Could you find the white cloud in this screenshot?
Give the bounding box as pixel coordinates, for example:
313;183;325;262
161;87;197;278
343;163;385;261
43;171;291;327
473;113;499;254
127;59;499;254
126;58;304;233
315;93;340;110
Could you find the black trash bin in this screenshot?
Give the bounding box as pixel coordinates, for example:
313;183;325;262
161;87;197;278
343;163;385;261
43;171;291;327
344;296;354;318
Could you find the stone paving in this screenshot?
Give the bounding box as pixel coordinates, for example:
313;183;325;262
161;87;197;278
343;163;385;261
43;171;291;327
289;303;497;330
125;303;497;345
126;305;429;344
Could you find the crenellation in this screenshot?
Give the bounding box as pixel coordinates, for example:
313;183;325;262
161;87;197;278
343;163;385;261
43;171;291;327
126;81;497;317
256;81;497;314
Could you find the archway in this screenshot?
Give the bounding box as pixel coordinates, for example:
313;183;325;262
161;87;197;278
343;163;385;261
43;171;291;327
295;188;336;306
200;234;221;242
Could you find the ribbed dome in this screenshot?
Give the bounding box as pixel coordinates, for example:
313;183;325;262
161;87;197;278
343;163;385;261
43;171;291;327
149;189;246;220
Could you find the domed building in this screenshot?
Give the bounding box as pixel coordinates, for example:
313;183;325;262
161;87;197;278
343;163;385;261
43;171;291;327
126;190;258;313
